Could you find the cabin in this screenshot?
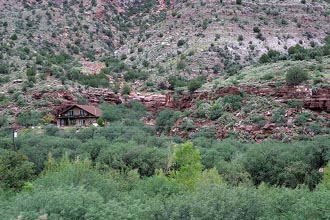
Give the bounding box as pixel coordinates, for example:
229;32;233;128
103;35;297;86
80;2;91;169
56;105;102;127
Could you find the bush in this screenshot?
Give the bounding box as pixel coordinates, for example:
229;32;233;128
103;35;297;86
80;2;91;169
156;109;181;133
210;101;224;120
100;102;146;123
16;110;41;126
0;151;35;190
270;108;286;125
253;26;260;33
168;75;187;90
0;63;10;74
325;35;330;45
259;50;281;63
248;114;266;127
286;66;308;85
97;117;105;127
44;125;59;136
177;39;185;47
10;34;18;40
288;44;305;55
121;83;130;95
223;94;243;111
294;112;310;126
188;80;203;92
176;61;186;70
196;102;211;118
288;100;303;108
124;70;148;81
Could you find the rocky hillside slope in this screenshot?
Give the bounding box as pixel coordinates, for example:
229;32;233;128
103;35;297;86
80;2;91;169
116;0;330;84
0;0;330;141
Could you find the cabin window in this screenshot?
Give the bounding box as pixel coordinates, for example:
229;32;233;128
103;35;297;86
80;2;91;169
68;110;74;116
79;110;85;116
80;119;85;126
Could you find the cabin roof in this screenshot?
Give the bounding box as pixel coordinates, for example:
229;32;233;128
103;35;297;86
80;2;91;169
59;105;102;117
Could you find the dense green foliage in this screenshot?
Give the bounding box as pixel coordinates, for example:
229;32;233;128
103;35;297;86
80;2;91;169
156;109;182;133
188;79;203;92
286;66;308;85
258;39;330;64
16;110;41;127
0;151;35;189
1;103;330;219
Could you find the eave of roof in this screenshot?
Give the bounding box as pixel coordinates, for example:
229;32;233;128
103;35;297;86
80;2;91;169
58;105;102;117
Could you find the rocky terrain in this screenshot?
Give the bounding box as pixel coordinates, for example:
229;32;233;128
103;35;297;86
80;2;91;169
0;0;330;141
117;0;330;83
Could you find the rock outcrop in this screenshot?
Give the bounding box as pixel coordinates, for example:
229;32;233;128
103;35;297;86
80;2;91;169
167;85;330;113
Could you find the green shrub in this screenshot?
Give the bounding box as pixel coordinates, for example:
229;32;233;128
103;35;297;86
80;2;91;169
121;83;131;95
97;117;105;127
223;94;243;111
177;39;185;47
196;102;211;118
176;61;186;70
156;109;181;133
0;151;35;190
120;54;127;60
168;75;187;90
83;50;95;61
270;108;286;125
179;117;196;131
16;110;41;126
281;18;288;25
313;78;322;85
256;32;265;40
188;79;203;92
44;125;59;136
100;102;146;123
212;64;221;74
124;70;148;81
325;35;330;45
294;112;310;126
202;18;209;30
309;122;321;134
288;44;305;55
142;60;150;67
253;26;260;33
248;114;266;127
210;100;224;120
0;63;10;74
10;34;18;40
288;100;304;108
0;114;8;127
286;66;308;85
259;50;281;63
260;73;274;80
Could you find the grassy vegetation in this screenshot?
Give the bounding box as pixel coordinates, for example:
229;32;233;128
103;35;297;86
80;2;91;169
0;1;330;217
1;102;330;218
207;56;330;88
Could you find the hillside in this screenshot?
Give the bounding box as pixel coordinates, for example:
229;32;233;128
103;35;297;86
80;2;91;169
1;0;329;88
0;0;330;141
2;1;330;218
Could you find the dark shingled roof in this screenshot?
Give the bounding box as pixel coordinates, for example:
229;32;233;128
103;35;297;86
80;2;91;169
59;105;102;117
76;105;102;117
